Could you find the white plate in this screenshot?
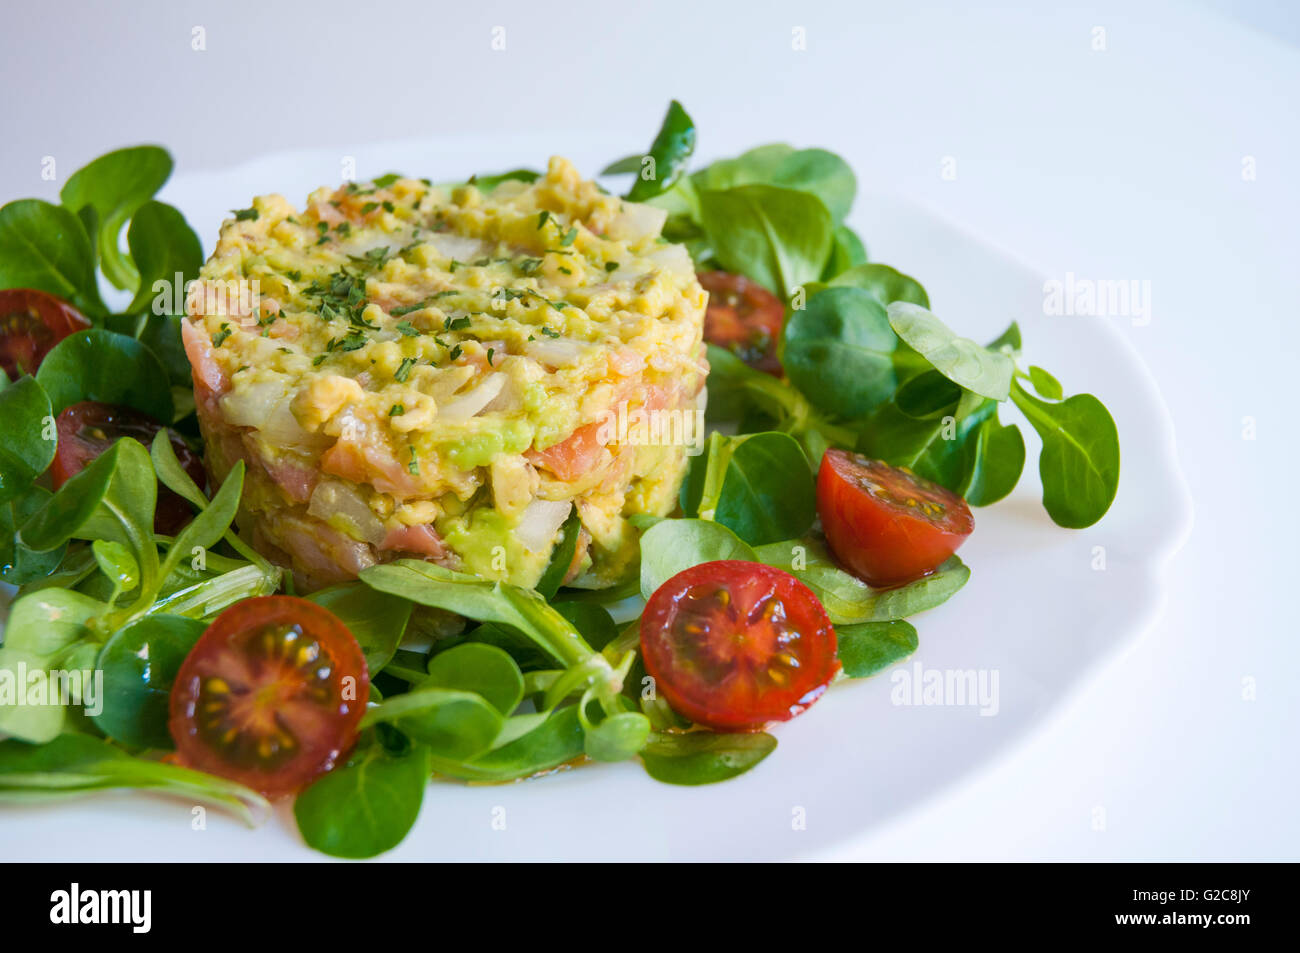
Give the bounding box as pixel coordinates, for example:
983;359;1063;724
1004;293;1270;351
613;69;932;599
1;134;1192;861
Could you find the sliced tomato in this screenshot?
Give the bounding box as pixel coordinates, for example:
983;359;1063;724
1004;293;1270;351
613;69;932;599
0;288;92;379
52;401;206;535
698;271;785;376
640;561;839;732
169;596;369;798
817;449;974;587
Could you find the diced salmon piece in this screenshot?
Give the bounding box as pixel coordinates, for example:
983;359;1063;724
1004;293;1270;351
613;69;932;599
526;421;607;482
380;523;449;559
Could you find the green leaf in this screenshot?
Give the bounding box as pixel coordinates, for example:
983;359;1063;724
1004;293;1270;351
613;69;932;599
92;614;205;748
20;437;156;556
1;486;65;584
0;588;106;742
427;704;584;782
0;376;56;505
551;601;618;651
424;643;523;716
306;581;411;675
36;327;174;421
638;518;757;600
858;390;994;493
0;199;104;316
783;286;900;418
823;224;868;278
1010;380;1120;528
362;686;503;761
60;145;174;292
535;509;581;599
754;539;970;625
682;431;815;546
837;620;919;678
125;200;203;314
91;539;139;591
467;168;539;191
293;740;429;859
156;461;244;580
986;321;1022;354
360;561;597;670
1027;365;1063;400
959;408;1026;506
699;184;833;297
584;711;651;762
600;154;642;175
694;145;856;224
888;302;1014;401
825;262;930;307
625;100;697;202
641;731;777;785
138;313;193;388
0;733;268;825
150;428;207;508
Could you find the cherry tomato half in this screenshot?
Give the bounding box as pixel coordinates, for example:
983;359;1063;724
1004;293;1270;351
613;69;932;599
817;449;974;587
169;596;369;798
52;401;205;536
698;271;785;376
0;288;91;379
640;561;839;732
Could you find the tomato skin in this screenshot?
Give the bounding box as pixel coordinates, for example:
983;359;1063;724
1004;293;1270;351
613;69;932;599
0;288;91;379
640;561;839;732
169;596;369;798
817;449;974;588
52;401;205;535
698;271;785;376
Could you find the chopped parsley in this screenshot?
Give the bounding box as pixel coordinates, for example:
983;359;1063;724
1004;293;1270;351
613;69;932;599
394;357;416;382
395;320;421;336
360;201;379;214
327;331;368;352
389;404;405;416
487;348;496;366
449;344;463;361
539;327;561;338
232;206;259;222
536;210;551;229
605;261;619;273
407;446;419;475
560;226;578;247
212;323;233;347
444;316;472;331
518;257;543;275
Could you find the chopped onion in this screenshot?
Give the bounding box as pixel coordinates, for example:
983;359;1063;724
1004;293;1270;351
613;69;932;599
426;233;490;261
307;480;386;545
645;244;693;277
218;377;290;428
607;202;667;243
438;372;506;419
523;336;587;368
515;499;572;552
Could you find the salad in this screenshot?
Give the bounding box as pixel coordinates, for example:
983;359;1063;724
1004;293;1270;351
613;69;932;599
0;101;1120;858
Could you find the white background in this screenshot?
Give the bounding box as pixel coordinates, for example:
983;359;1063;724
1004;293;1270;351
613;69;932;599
2;0;1297;860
